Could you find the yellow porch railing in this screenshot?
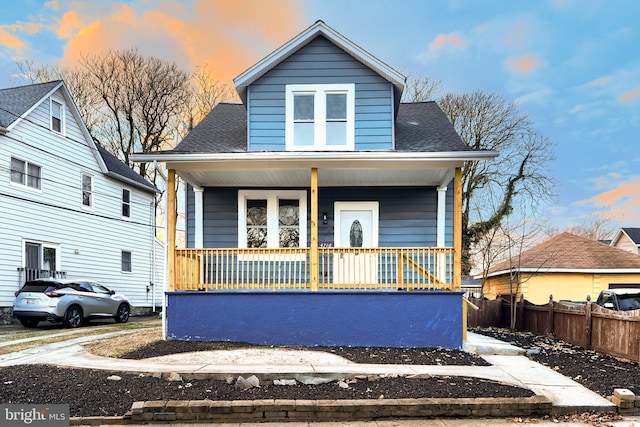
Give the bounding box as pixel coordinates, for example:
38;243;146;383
173;247;454;291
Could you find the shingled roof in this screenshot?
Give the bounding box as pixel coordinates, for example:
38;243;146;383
172;101;468;154
96;143;157;192
487;232;640;277
621;228;640;245
0;80;62;129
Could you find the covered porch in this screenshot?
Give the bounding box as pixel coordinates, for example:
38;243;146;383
164;153;466;292
154;153;484;347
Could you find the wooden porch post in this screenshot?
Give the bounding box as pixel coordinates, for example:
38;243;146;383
310;168;319;291
454;167;462;290
167;169;176;291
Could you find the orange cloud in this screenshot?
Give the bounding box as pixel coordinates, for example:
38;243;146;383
56;11;85;39
0;26;28;53
587;76;612;86
428;32;466;51
506;54;543;74
587;177;640;223
57;0;304;85
617;87;640;103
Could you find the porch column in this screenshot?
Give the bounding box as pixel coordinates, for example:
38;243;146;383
436;185;447;282
310;167;319;291
454;167;462;289
167;169;176;291
193;186;204;248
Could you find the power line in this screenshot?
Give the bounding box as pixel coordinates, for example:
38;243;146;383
0;190;161;230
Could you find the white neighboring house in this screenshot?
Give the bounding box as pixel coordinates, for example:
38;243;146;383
0;80;165;323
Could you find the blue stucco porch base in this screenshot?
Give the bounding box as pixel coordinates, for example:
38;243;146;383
166;290;463;348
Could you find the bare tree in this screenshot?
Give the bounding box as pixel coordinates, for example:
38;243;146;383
438;91;555;274
177;64;236;137
14;60;103;133
565;210;616;241
401;73;442;102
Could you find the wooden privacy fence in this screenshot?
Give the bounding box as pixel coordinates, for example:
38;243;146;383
467;295;640;363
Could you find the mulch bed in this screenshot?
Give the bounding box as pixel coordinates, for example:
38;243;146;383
0;341;531;418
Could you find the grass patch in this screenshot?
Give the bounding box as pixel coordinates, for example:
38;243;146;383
0;318;161;356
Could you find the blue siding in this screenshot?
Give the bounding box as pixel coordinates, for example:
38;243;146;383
187;185;454;249
167;290;464;348
248;36;394;152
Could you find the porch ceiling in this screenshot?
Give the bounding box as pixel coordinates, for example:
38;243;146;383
165;155;474;188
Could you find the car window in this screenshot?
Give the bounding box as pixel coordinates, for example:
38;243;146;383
91;284;111;294
618;294;640;311
20;281;58;293
75;282;94;293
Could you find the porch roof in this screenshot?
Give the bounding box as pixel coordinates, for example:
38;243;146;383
132;102;496;188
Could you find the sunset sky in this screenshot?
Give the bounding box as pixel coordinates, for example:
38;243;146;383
1;0;639;233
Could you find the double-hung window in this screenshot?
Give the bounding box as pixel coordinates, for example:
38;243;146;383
285;84;354;151
50;99;64;134
122;189;131;218
81;173;93;208
121;250;132;273
10;157;41;190
238;190;307;249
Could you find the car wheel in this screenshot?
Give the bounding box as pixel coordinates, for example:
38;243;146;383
63;306;83;328
114;303;130;324
18;318;39;328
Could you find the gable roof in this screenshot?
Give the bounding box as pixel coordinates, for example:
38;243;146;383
0;80;156;193
233;20;405;107
611;227;640;247
0;80;63;130
485;232;640;278
171;101;469;154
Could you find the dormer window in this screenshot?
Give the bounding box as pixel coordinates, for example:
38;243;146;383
285;84;354;151
50;99;64;134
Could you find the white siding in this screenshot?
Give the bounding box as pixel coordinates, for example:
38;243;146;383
0;87;163;311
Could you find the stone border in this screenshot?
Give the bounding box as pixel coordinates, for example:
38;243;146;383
70;396;552;425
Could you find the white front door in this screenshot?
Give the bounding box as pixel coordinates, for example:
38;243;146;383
334;202;379;284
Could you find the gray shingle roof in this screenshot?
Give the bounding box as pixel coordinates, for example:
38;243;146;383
0;80;62;129
173;101;469;153
96;143;157;192
622;228;640;245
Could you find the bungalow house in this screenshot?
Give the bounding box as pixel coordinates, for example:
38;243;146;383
0;80;165;323
133;21;496;347
610;228;640;255
481;232;640;305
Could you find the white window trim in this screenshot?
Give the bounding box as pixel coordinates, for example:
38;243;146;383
22;239;61;271
285;83;355;151
122;188;131;220
10;157;42;192
238;189;308;249
50;97;65;135
81;172;93;211
121;250;133;274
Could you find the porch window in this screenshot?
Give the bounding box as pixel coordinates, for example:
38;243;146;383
239;190;307;248
51;99;64;134
285;84;354;151
10;157;41;190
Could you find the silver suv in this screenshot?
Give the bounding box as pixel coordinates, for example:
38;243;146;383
13;278;131;328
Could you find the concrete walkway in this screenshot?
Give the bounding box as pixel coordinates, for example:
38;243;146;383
0;329;618;415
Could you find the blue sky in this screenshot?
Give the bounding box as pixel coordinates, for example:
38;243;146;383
1;0;639;233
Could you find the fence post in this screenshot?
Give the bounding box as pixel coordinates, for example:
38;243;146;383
517;294;525;330
548;294;554;336
585;295;592;349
